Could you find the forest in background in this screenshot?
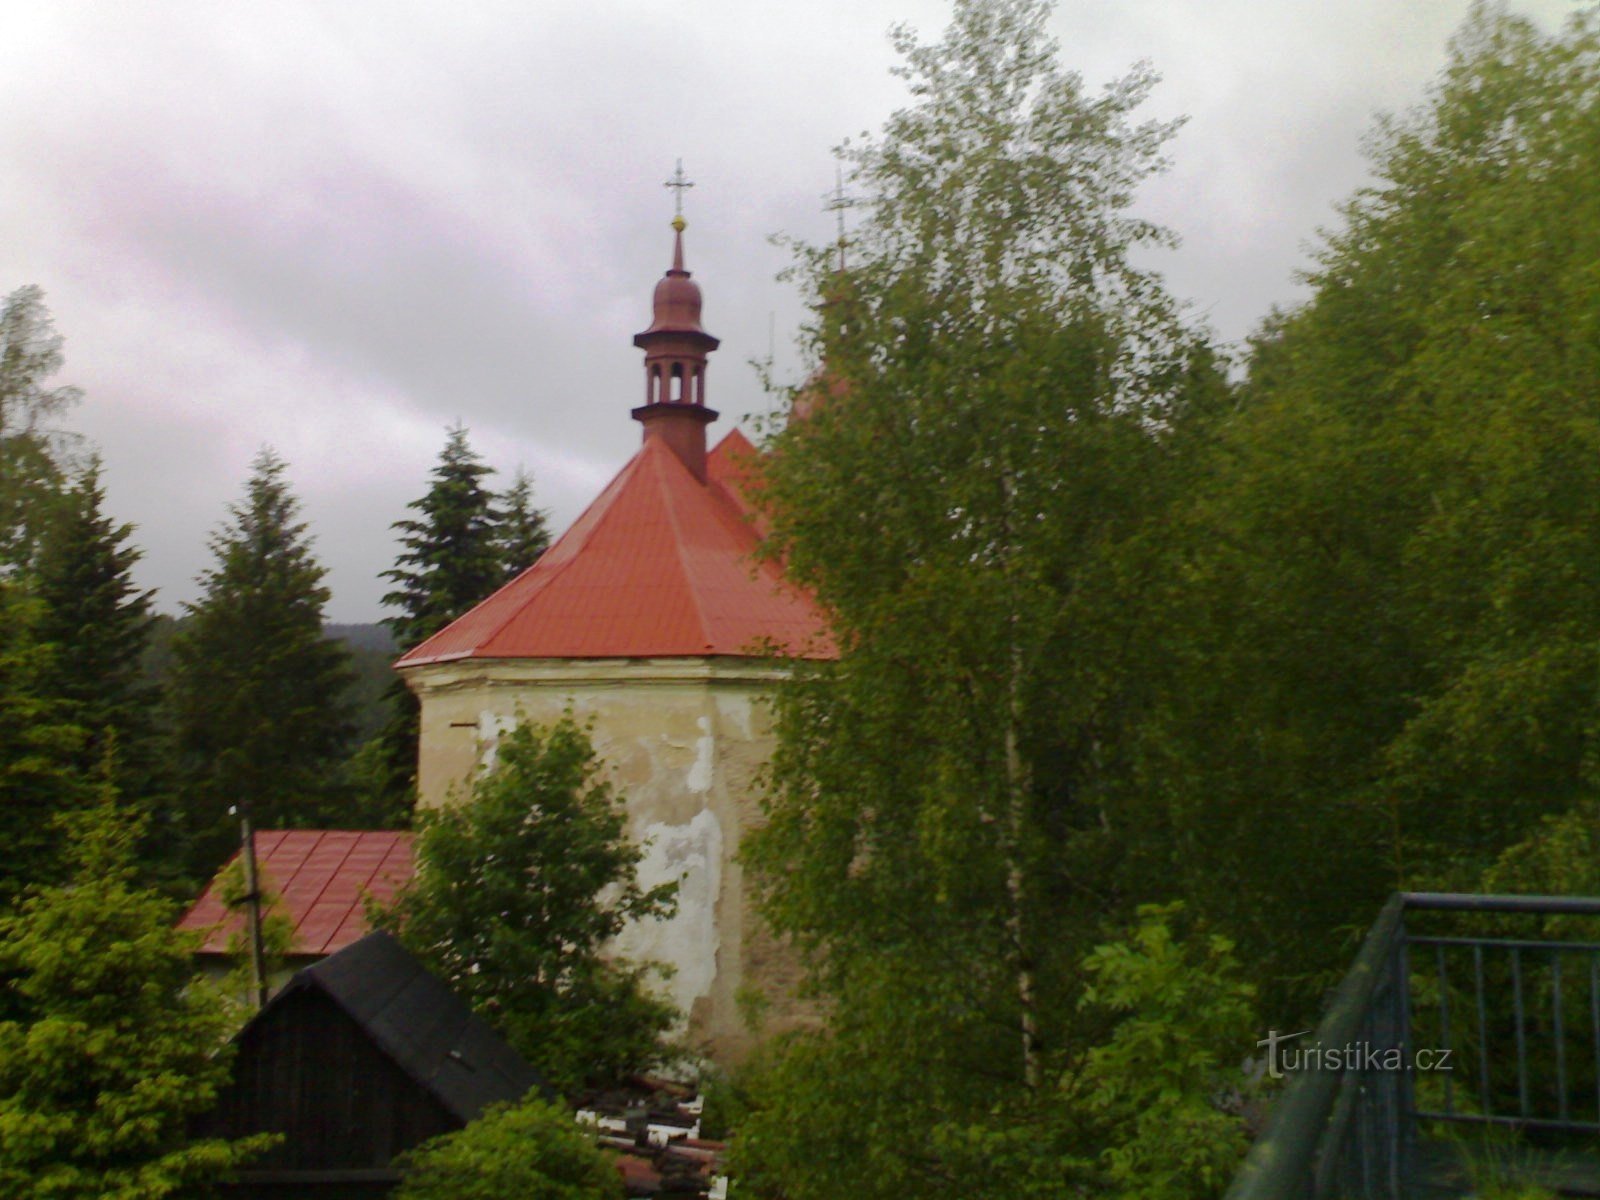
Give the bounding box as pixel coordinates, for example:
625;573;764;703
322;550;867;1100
140;616;393;739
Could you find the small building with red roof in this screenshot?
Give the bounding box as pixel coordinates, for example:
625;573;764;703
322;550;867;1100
177;829;415;990
395;215;832;1063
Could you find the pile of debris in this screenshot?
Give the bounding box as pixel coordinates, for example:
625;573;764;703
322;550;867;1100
577;1077;728;1199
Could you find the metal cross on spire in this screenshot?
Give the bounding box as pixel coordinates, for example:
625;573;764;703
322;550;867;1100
664;158;695;227
823;166;856;270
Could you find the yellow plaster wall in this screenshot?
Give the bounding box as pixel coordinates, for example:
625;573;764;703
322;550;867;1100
403;657;807;1065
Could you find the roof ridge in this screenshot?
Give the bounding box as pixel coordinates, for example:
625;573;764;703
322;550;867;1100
709;425;753;456
654;441;717;651
283;934;471;1110
693;452;791;593
277;932;549;1117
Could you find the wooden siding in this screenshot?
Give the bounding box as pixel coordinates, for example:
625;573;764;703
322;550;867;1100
200;987;459;1191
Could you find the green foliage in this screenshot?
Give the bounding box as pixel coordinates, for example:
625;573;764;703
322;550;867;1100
0;580;85;907
730;1010;1093;1200
497;466;552;582
1482;802;1600;900
1133;2;1600;1016
373;425;505;822
0;790;274;1197
166;449;356;876
1372;5;1600;871
731;905;1256;1200
373;715;678;1094
742;0;1223;1194
1072;904;1256;1199
214;857;296;1015
333;625;413;830
383;424;504;652
371;436;552;827
32;458;163;800
396;1097;617;1200
0;284;80;573
1455;1125;1567;1200
330;624;402;745
695;1067;755;1142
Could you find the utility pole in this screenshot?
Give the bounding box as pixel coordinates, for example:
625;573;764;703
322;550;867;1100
230;805;269;1010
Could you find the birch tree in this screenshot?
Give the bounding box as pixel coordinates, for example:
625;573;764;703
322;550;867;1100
0;285;80;572
740;1;1224;1194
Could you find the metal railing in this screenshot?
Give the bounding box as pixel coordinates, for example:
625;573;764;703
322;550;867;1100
1225;892;1600;1200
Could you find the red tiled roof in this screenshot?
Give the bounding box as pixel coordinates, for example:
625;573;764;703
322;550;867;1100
396;430;835;666
704;427;768;538
176;830;414;957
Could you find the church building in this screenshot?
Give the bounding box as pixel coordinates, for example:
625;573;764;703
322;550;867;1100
394;215;834;1064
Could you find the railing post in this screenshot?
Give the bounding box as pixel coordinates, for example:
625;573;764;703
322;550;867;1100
1391;910;1413;1200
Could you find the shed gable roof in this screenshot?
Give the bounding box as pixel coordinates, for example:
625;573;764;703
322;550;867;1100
269;930;546;1122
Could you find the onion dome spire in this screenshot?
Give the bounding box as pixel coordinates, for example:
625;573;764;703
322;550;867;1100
633;161;720;482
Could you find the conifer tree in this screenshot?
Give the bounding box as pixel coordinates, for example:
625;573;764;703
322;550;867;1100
0;581;84;908
366;426;503;821
32;458;160;789
496;466;552;582
384;425;504;651
167;449;355;875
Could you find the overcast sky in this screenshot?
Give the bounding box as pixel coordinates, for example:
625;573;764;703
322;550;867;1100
0;0;1584;622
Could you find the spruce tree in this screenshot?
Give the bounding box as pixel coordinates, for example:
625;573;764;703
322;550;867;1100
32;458;159;788
167;449;355;876
366;425;503;822
0;581;84;908
496;466;552;582
384;425;503;651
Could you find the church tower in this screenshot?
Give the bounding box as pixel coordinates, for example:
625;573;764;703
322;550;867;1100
396;202;833;1064
633;215;720;482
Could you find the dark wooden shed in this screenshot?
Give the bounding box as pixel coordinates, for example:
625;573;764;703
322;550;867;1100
196;930;546;1198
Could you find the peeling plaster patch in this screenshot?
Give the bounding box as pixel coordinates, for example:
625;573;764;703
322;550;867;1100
686;716;714;795
615;809;723;1020
476;710;519;770
714;691;754;739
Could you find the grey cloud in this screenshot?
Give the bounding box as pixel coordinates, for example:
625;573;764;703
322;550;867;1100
0;0;1584;620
